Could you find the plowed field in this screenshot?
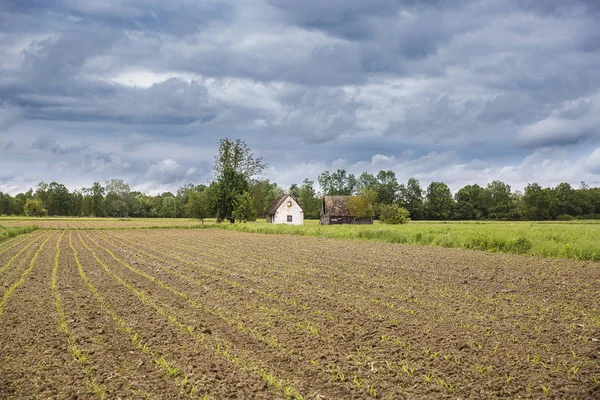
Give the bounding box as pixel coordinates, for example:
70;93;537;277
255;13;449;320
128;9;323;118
0;229;598;399
1;218;205;229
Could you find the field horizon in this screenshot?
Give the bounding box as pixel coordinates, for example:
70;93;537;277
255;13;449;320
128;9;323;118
2;217;600;262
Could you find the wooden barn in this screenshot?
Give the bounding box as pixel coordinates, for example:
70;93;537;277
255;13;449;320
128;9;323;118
320;196;374;225
266;195;304;225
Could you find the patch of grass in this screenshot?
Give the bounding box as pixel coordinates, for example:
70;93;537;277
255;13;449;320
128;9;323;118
0;225;40;244
188;220;600;261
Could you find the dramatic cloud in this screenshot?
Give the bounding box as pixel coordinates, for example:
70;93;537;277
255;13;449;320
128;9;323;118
1;0;600;194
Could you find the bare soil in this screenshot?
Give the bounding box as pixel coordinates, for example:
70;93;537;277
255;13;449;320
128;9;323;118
0;229;598;399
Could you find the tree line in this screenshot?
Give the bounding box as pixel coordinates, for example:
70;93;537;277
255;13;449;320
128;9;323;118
2;139;600;221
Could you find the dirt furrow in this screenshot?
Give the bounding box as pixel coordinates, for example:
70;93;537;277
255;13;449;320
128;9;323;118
95;231;510;397
85;231;374;399
0;232;92;398
72;231;290;399
106;229;600;399
57;231;188;398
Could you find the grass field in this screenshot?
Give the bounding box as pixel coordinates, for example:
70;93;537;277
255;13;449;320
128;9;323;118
1;228;598;398
2;217;600;261
0;224;39;244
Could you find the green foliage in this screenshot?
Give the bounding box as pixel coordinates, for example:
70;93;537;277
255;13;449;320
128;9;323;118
486;180;512;220
318;169;357;195
523;183;553;220
398;178;425;220
379;204;410;224
213;138;265;180
83;182;105;217
375;170;400;205
288;183;299;200
187;185;214;223
0;225;40;243
104;179;134;218
557;214;575;221
214;138;265;222
298;179;321;219
425;182;453;220
232;192;257;223
195;219;600;261
4;139;600;223
24;198;48;217
249;179;283;217
347;193;375;219
454;184;487;220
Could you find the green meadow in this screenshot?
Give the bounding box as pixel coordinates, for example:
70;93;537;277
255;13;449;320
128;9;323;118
204;219;600;261
0;225;39;243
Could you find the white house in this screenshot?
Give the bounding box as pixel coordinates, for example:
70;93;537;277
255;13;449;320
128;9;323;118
266;195;304;225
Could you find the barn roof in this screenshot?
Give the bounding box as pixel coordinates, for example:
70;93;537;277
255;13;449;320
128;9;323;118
322;196;356;216
266;195;289;215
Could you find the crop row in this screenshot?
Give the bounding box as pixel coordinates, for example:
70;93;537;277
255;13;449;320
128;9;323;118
92;231;556;396
100;229;599;398
2;228;597;398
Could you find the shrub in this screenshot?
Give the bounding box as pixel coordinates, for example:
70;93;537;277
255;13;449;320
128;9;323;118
508;237;533;254
379;204;411;224
24;199;48;217
556;214;575;221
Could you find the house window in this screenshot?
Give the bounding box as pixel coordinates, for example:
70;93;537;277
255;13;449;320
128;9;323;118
287;200;292;207
287;215;292;222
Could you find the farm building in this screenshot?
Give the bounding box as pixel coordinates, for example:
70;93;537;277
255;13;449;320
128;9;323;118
320;196;374;225
266;195;304;225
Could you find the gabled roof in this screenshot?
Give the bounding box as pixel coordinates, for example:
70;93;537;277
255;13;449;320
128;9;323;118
322;196;355;216
266;195;289;215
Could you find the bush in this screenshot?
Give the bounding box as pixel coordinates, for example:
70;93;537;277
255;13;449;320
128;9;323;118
24;199;48;217
379;204;411;224
508;237;533;254
556;214;575;221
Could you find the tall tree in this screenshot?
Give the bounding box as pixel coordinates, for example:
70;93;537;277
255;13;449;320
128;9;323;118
104;179;132;217
47;182;72;216
288;183;300;200
356;172;378;193
213;138;265;222
398;178;425;220
187;184;214;223
376;170;399;205
553;182;577;217
35;182;50;210
486;180;512;220
72;189;83;217
523;183;553;220
454;184;487;220
0;192;9;215
318;169;356;195
249;179;282;218
425;181;454;220
89;182;105;217
298;179;321;219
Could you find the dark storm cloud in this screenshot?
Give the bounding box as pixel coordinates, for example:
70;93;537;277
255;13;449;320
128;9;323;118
1;0;233;36
30;136;90;155
2;0;600;193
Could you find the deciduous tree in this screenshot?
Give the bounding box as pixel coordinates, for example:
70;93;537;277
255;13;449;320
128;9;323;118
213;138;265;222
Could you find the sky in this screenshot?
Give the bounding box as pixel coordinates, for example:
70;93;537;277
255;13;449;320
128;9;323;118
1;0;600;195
